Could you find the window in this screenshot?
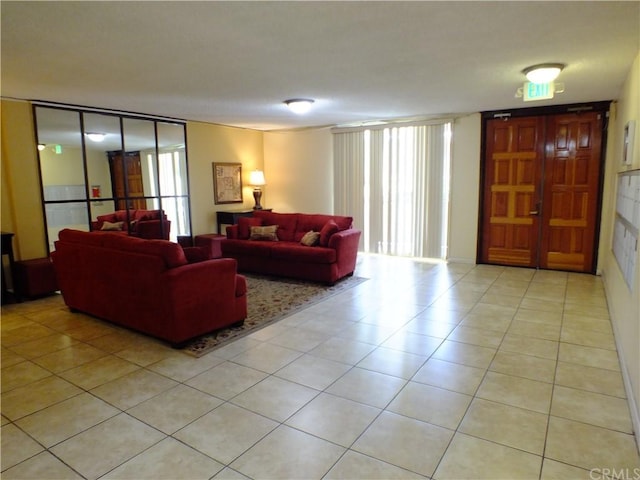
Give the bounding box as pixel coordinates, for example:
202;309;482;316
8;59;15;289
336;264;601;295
333;121;452;259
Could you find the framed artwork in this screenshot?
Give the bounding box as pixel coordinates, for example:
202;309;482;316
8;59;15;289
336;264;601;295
623;120;636;166
213;162;243;204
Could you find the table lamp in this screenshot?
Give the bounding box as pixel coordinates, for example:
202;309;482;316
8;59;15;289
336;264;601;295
249;170;266;210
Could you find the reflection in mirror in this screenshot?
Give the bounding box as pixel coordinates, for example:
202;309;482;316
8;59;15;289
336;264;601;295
120;118;157;211
36;107;88;250
37;107;84;201
83;113;121;221
35;105;191;250
157;122;190;240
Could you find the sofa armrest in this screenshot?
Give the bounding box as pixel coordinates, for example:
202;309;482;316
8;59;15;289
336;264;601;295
328;228;361;276
162;258;241;318
226;225;239;239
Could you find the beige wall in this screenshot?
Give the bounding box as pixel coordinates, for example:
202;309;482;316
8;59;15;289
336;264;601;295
263;128;334;214
599;50;640;446
186;121;264;235
449;114;481;262
1;99;47;260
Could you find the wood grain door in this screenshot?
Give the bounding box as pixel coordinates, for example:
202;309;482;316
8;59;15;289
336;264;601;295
109;151;147;211
481;116;545;267
540;112;603;272
480;110;604;273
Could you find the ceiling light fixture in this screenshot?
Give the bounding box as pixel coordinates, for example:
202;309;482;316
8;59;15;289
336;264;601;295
86;132;106;142
522;63;565;84
284;98;314;114
37;144;46;151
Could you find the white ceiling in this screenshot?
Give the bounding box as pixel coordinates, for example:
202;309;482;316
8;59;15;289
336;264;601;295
2;1;639;131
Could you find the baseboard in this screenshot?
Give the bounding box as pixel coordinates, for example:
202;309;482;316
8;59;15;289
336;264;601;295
446;257;476;264
603;274;640;454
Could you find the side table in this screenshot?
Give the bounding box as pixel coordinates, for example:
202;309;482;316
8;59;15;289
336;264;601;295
216;209;271;234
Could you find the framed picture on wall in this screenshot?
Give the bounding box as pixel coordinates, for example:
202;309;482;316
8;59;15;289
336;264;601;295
213;162;243;204
623;120;636;166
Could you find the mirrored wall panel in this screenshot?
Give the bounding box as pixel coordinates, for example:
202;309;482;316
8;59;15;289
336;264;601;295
35;105;191;251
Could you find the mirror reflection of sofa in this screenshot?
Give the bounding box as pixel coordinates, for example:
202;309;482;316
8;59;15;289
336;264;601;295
91;209;171;240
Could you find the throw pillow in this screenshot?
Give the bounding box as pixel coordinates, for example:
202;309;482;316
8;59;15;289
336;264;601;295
319;220;339;246
238;216;263;239
101;221;124;231
249;225;279;241
300;230;320;247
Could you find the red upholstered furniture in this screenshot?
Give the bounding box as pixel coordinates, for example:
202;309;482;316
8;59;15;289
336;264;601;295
194;234;225;259
222;211;361;284
91;209;171;240
51;229;247;346
14;257;58;300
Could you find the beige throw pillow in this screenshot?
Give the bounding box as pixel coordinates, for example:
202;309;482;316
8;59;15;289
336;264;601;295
249;225;279;241
101;220;124;231
300;230;320;246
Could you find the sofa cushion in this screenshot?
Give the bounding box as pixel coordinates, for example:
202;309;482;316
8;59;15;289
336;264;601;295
101;234;187;269
300;230;320;247
249;225;279;241
319;220;339;247
222;239;274;256
59;228;107;247
253;211;298;241
135;209;161;221
101;220;124;231
96;213;118;224
270;243;336;264
238;217;263;239
295;214;353;240
114;210;136;222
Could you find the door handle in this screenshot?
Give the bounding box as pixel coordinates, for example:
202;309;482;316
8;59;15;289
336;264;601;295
529;202;541;216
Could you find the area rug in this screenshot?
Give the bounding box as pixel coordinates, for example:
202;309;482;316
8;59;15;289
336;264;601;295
183;274;367;357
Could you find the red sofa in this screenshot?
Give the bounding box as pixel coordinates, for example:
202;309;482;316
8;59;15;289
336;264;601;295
91;209;171;240
52;229;247;346
222;211;361;284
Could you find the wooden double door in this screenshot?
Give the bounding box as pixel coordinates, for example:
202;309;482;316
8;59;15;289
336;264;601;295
479;107;606;273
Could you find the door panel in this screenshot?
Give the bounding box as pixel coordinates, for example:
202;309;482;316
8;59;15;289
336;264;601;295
481;117;544;267
540;112;602;272
109;152;147;211
480;110;604;273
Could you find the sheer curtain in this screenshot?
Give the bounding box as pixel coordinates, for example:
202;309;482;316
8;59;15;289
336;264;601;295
333;121;451;259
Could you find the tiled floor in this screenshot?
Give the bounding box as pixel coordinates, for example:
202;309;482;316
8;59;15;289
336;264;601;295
2;255;639;479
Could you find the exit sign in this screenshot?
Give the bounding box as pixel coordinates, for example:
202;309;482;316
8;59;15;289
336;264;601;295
523;81;555;101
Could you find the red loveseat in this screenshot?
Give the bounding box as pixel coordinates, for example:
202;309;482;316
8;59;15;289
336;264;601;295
91;209;171;240
52;229;247;346
222;211;361;284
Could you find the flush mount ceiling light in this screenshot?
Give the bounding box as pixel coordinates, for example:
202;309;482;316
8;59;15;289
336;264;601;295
86;132;106;142
284;98;314;114
522;63;565;84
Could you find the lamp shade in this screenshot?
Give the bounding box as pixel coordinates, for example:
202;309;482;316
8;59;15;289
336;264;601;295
249;170;266;186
